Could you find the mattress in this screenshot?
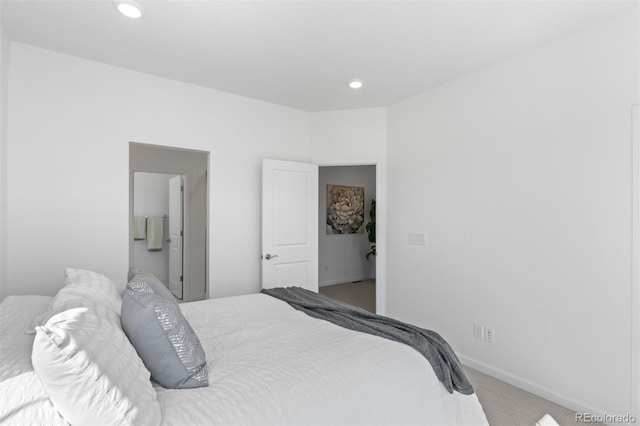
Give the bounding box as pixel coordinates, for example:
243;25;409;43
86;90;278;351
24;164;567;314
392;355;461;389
0;293;488;425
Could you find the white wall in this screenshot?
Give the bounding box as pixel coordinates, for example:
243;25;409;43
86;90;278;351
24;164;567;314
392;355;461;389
387;12;638;416
0;22;9;301
132;172;174;286
319;165;376;286
310;108;387;162
6;43;311;298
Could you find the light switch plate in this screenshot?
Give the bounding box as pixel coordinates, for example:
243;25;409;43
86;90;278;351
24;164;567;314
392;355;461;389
408;233;426;245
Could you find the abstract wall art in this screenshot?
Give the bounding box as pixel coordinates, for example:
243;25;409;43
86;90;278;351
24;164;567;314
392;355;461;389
326;184;365;234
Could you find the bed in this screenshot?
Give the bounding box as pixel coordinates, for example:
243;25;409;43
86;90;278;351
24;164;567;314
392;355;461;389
0;269;488;426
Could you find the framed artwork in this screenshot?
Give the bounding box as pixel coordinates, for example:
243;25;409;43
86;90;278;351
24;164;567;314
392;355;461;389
326;184;365;234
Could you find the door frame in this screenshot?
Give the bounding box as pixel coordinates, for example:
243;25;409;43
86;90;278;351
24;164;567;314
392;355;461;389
315;158;386;315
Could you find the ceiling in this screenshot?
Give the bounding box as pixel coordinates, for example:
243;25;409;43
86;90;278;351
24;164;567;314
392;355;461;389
1;0;637;112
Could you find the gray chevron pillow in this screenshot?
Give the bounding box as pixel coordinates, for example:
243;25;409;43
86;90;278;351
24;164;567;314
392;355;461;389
127;272;177;304
121;275;208;389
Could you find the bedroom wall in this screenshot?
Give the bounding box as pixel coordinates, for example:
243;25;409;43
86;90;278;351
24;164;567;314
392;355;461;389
310;108;387;163
0;23;9;301
6;43;311;298
387;11;639;417
319;165;376;287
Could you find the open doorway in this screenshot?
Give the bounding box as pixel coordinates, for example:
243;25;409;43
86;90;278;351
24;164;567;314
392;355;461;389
132;172;184;298
318;165;376;312
129;142;209;302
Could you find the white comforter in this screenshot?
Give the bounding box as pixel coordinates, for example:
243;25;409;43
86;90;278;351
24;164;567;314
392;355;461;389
0;293;488;426
158;294;488;425
0;295;68;426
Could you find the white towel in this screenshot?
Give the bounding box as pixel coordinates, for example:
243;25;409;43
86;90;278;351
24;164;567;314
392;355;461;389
133;216;146;240
146;216;164;250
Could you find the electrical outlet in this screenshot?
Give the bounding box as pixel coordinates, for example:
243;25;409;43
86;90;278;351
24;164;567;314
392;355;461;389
473;323;484;340
484;327;495;343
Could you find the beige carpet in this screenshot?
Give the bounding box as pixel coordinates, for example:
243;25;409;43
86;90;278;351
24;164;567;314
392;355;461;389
465;367;603;426
318;279;375;312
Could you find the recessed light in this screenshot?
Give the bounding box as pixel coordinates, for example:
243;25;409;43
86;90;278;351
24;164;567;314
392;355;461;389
114;0;144;19
348;79;364;89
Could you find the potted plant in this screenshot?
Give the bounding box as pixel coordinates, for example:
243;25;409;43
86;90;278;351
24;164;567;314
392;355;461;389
365;198;376;260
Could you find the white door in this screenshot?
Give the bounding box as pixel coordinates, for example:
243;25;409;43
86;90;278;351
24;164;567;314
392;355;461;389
168;175;184;299
262;159;318;291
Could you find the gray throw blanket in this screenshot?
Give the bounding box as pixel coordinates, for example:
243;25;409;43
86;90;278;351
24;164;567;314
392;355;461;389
261;286;473;395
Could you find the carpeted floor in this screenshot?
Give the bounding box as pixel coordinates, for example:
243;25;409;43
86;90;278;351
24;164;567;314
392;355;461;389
319;280;601;426
465;366;602;426
318;279;376;312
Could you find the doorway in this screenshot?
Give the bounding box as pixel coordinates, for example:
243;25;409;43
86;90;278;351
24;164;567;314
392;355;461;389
260;158;386;314
318;165;377;312
129;142;209;302
132;172;184;298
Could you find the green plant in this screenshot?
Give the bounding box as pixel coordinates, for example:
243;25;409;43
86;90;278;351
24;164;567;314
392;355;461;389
365;198;376;260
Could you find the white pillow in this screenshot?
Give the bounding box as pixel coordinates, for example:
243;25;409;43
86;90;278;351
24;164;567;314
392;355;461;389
26;268;123;334
32;304;161;426
62;267;124;307
64;267;126;294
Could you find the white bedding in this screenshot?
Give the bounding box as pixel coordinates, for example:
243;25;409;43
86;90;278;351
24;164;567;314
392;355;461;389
0;295;67;426
159;294;487;425
0;293;488;426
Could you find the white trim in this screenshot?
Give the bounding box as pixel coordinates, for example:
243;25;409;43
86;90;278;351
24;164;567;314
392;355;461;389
314;158;387;314
459;354;608;419
319;274;376;287
631;105;639;420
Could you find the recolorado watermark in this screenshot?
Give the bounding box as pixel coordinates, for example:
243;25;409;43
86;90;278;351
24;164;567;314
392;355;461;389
576;413;637;424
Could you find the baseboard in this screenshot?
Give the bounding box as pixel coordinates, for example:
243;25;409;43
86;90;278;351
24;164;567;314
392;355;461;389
319;275;375;287
459;354;609;420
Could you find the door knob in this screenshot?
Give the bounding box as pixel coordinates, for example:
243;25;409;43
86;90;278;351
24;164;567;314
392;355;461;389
264;254;279;260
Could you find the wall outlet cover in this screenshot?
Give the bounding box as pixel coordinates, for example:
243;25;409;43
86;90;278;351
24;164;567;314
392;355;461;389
473;323;484;339
484;327;495;343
